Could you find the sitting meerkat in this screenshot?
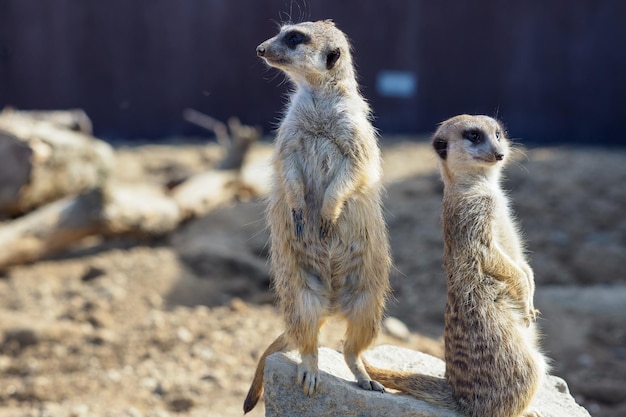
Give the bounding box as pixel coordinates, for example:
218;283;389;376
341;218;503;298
365;115;547;417
244;20;391;413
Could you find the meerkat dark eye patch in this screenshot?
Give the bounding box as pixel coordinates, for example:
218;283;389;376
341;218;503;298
326;48;341;70
463;129;484;144
283;30;310;49
433;136;448;159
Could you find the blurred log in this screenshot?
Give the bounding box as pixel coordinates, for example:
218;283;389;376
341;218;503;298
182;108;230;146
171;170;240;218
101;184;181;236
175;110;263;217
0;110;264;268
182;109;261;171
1;107;93;134
0;112;114;217
218;117;262;170
0;185;181;270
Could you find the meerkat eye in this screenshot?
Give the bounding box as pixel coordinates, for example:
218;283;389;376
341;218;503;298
463;129;483;144
495;131;501;141
284;31;309;49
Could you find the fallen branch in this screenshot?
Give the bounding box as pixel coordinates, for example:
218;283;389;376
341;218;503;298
0;110;267;269
1;107;93;134
174;110;263;217
0;111;114;217
183;109;261;171
0;185;181;269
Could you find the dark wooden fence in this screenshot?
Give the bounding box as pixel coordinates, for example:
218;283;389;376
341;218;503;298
1;0;625;144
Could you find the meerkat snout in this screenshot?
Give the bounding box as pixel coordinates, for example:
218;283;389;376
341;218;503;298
256;45;266;57
491;143;506;161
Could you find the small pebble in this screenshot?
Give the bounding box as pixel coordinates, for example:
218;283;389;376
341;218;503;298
382;317;410;341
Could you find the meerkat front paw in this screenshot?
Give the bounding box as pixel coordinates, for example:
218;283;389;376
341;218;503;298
523;308;540;327
320;201;343;239
531;308;540;321
319;217;335;239
321;199;343;223
291;208;305;240
525;299;540;325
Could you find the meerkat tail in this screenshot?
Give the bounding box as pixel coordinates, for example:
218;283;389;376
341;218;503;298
243;333;290;414
363;360;457;409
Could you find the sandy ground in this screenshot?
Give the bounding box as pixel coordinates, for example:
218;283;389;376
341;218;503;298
0;138;625;417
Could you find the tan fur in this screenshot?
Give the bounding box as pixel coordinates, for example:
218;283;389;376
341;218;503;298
365;115;548;417
244;20;391;413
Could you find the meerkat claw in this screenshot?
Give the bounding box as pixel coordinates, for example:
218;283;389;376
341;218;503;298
292;208;304;240
531;308;540;323
319;218;334;239
298;366;320;396
358;379;385;392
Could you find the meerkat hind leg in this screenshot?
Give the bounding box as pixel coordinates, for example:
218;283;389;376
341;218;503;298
343;320;385;392
342;294;385;392
287;289;325;396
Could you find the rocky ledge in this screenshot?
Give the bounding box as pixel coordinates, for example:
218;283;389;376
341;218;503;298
263;345;591;417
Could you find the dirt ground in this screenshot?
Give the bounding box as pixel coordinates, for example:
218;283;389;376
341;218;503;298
0;137;625;417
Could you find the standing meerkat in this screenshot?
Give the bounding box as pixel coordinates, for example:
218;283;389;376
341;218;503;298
243;20;391;413
365;115;547;417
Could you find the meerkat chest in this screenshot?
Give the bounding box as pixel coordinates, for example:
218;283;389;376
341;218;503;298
279;91;362;193
296;136;344;192
304;135;342;167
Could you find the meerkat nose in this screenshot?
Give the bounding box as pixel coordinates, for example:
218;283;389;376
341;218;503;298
256;46;266;57
495;152;504;161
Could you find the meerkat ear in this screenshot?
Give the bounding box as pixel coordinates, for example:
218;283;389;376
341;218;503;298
433;136;448;160
326;48;341;70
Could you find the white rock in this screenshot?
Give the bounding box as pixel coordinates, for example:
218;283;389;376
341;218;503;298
382;316;410;341
176;326;193;343
69;404;89;417
124;407;144;417
263;345;591;417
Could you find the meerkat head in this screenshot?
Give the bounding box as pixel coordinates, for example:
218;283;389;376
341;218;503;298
432;115;509;179
256;20;353;86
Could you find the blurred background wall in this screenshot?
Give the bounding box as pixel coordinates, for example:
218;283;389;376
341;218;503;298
0;0;624;143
